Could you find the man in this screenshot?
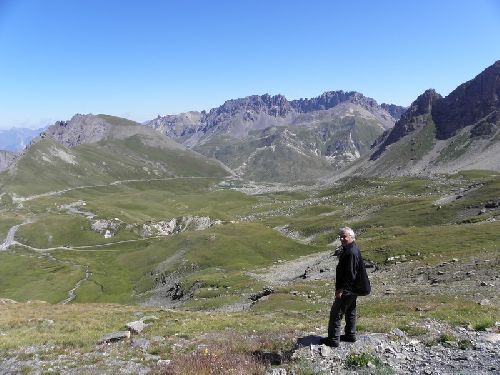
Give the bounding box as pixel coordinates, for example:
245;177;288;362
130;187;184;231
322;227;366;347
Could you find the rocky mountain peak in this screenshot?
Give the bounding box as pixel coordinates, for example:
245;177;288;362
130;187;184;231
291;90;365;112
370;89;442;160
44;114;110;148
146;111;203;139
289;90;404;123
432;60;500;139
207;94;294;119
401;89;442;121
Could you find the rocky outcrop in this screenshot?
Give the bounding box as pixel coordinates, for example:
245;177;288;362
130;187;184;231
44;114;112;148
91;218;124;238
371;89;442;160
88;216;221;239
140;216;222;238
145;111;203;139
432;60;500;139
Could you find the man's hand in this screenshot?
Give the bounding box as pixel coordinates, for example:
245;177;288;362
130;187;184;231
335;289;343;299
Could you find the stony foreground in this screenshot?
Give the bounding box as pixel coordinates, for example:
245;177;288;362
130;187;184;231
1;319;498;374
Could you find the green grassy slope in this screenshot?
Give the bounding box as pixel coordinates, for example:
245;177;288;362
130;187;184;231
0;134;227;196
0;166;498;350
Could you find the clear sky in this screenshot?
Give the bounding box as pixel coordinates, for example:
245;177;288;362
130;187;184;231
0;0;499;130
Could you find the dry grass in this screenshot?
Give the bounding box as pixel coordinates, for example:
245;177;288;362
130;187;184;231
0;301;148;349
157;346;266;375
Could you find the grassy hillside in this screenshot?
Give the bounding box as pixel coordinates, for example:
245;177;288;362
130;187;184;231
0;134;227;197
0;169;498;374
1;171;498;304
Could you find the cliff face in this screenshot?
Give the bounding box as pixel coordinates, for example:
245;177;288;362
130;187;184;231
432;61;500;139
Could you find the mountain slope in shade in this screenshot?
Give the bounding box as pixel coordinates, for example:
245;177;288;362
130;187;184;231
432;60;500;139
353;60;500;176
0;114;229;196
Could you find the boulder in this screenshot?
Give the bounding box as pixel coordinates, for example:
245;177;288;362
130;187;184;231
126;320;147;334
97;330;130;344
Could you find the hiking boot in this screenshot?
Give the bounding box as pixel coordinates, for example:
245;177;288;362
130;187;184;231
320;337;339;347
340;334;356;342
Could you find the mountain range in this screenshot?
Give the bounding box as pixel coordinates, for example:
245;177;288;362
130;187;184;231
1;60;499;185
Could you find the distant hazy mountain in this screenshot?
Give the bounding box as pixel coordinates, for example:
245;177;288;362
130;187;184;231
0;127;43;152
356;60;500;176
145;91;405;182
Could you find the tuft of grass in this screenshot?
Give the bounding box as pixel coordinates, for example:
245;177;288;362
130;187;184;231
345;351;382;369
458;339;473;350
438;332;456;343
398;325;427;337
473;319;495;331
287;359;329;375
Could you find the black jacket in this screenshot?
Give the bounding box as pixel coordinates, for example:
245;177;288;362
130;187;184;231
335;242;361;293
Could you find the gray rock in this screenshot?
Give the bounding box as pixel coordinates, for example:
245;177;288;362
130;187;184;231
97;330;130;344
157;359;172;367
126;320;148;334
265;368;287;375
130;338;150;349
391;328;406;337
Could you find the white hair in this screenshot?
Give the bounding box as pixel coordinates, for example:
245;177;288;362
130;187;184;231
339;227;355;239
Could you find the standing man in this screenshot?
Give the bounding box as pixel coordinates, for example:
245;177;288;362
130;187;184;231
322;227;369;347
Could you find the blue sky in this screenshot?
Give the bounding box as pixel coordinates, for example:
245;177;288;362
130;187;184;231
0;0;499;130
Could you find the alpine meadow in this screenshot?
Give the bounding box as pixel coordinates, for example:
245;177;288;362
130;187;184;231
1;57;499;374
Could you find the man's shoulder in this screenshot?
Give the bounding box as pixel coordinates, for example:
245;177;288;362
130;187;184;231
345;242;361;256
346;242;359;253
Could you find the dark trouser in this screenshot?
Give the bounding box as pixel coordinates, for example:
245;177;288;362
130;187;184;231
327;293;357;342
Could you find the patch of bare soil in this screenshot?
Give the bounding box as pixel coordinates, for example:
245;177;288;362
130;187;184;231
246;250;337;286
